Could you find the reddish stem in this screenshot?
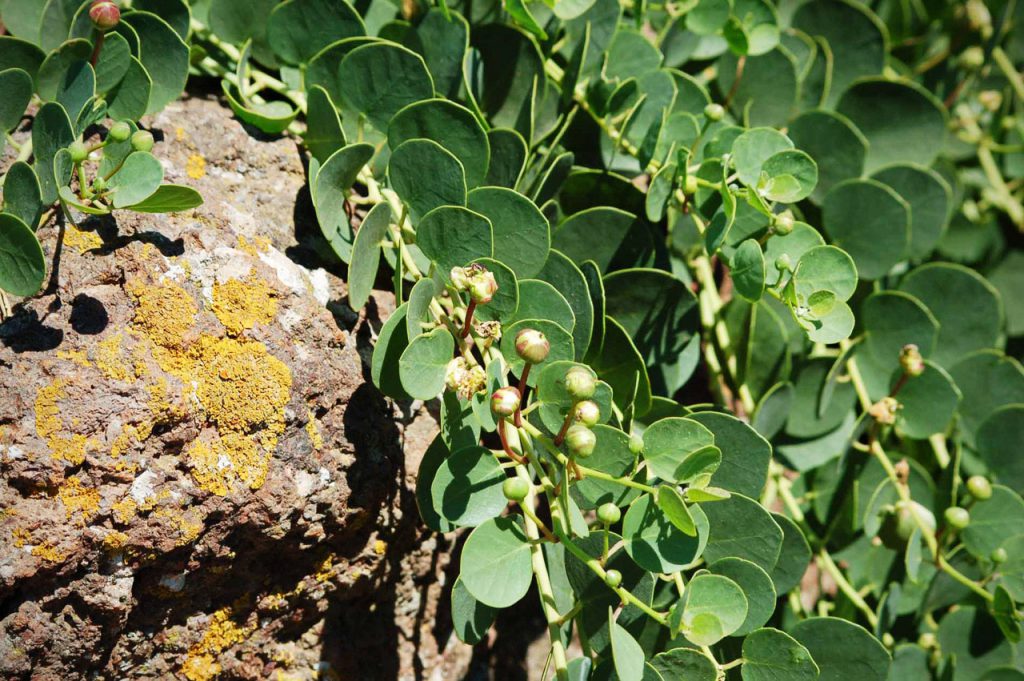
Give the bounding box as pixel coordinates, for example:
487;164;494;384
553;410;573;447
498;420;526;464
90;32;105;66
460;300;476;338
514;363;531;427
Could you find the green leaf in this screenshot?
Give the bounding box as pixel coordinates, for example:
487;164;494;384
429;446;507;528
641;416;716;483
499;319;574;387
650;649;717;681
406;278;437;340
761;150;817;203
509;279;575;336
689;411;772;500
124;184;203;213
553;207;636;273
304;37;377;112
409;8;468;100
371;303;412;400
0;68;32;132
134;0;191;40
460;517;534;608
389;98;490;189
741;628;819;681
451;577;497;645
31;102;74;205
415;435;455;532
313;143;374;263
870;163;951;260
208;0;279;45
339;41;434;131
937;607;1014;681
0;0;46;42
822;179;909;280
106;56;152;122
485;128;528;188
732;239;766;302
415;206;492;276
680;573;747;645
222;81;299;134
93;31;131;94
708;558;776;636
122;12;190;114
0;36;46;84
992;585;1021;643
398;327;455;400
962;486;1024;560
266;0;364;65
610;611;647;681
622;494;700;574
657;485;697;536
2;161;43;230
894;361;961;439
571;424;641;510
732;127;794;188
505;0;548;39
949;351;1024;448
0;213;45;297
538;250;595;362
788;109;868;204
348;202;392;309
108;152;164;209
467;186;550;279
701;493;783;573
388;139;467;222
591;316;652;416
471;257;519;323
790;617;890;681
836;78;947;174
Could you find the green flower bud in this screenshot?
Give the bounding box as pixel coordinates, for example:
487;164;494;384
882;633;895;649
565;366;597;401
515;328;549;365
967;475;993;500
468;270;498;304
131;130;154;152
774;254;793;272
574;400;600;427
597;502;621;525
703;103;725;121
604;569;623;588
491;387;521;418
68;140;89;163
108;121;131;143
683;174;698;195
900;344;925;377
992;547;1009;564
944;506;970;530
773;212;794;235
89;0;120;31
918;632;937;649
978;90;1003;112
503;477;530;502
449;266;472;290
629;434;644;456
960;46;985;69
565;424;596;458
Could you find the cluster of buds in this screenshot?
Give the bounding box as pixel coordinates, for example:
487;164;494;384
444;357;486;400
450;263;498;305
868;396;900;425
556;366;601;460
899;344;925;377
90;0;120;30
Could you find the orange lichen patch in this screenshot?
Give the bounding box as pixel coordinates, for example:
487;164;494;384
63;225;103;254
34;379;96;465
175;126;187;141
95;332;133;381
181;607;255;681
236;235;271;256
186;154;207;179
58;477;102;522
211;276;278;336
128;281;198;352
186;433;265;496
57;349;91;368
112;498;138;525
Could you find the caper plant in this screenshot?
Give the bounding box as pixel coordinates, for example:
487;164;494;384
0;0;204;299
5;0;1024;678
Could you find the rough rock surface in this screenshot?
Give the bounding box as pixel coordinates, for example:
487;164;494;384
0;96;481;680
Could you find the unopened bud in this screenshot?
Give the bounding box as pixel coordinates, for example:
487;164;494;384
992;547;1009;564
869;396;900;425
574;400;600;427
469;270;498;304
774;212;794;235
108;121;131;142
597;502;621;525
960;46;985;69
565;366;597;401
900;344;925;377
565;424;596;458
979;90;1002;112
629;434;644;456
704;103;725;121
774;254;793;272
604;569;623;588
69;140;88;163
503;477;530;502
474;320;502;340
683;175;698;195
491;386;521;418
90;0;120;31
918;632;937;649
515;328;549;364
130;130;154;152
945;506;970;529
967;475;993;500
450;266;471;290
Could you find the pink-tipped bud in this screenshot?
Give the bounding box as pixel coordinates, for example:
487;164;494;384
565;424;596;458
469;270;497;304
491;387;521;418
90;0;120;31
515;328;549;365
565;366;597;401
574;400;600;427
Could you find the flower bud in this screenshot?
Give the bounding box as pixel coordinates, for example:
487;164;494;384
703;103;725;121
92;176;107;192
90;0;120;31
945;506;970;530
774;254;793;272
899;344;925;377
992;547;1009;564
565;424;596;458
515;328;549;365
574;400;600;427
918;632;936;649
683;175;698;195
960;46;985;69
604;569;623;588
597;502;621;525
491;386;521;418
629;434;644;456
468;270;498;304
69;140;88;163
108;121;131;143
131;130;154;152
503;477;530;502
565;366;596;401
967;475;993;500
882;633;895;649
773;211;794;235
979;90;1003;112
868;396;900;425
450;266;471;290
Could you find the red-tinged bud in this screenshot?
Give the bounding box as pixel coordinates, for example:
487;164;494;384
90;0;120;31
515;328;549;365
491;387;521;418
565;424;596;458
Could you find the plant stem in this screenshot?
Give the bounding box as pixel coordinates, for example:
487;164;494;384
817;550;879;628
992;46;1024;102
522;483;570;681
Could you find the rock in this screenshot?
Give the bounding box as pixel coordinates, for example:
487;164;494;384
0;96;469;680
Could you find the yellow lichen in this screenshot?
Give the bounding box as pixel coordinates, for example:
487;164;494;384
211;276;278;336
102;531;129;550
373;539;387;556
57;349;91;368
182;607;254;681
31;542;66;563
186;154;207;179
12;527;30;548
305;408;323;450
95;332;133;381
314;554;336;583
128;281;198;352
236;235;270;256
63;225;103;254
34;379;95;465
112;498;138;525
58;477;102;522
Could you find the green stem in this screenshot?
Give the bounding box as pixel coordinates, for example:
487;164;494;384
522;482;570;681
977;141;1024;228
992;46;1024;103
817;550;879;628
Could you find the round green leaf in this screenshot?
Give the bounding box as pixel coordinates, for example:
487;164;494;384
348;202;391;310
732;127;794;188
510;279;575;336
785;357;856;439
790;617;890;681
471;256;519;323
339;42;434;131
962;485;1024;560
793;244;858;303
398;327;455;399
622;494;701;573
894;361;961;439
861;290;938;369
416;206;493;274
823;179;909;280
460;517;534;608
389;138;467;222
2;161;42;230
610;613;646;681
430;446;507;527
788;109;868;203
949;351;1024;448
222;81;299;135
552;207;636;273
106;56;152;122
0;213;45;297
484;128;528;188
689;411;771;500
0;68;32;133
977;405;1024;494
937;607;1014;681
732;239;766;302
742;628;819;681
451;576;496;645
709;558;776;635
763;221;825;268
761;149;818;203
681;573;747;645
31;101;74;206
106;151;163;209
591;316;652;415
641;417;716;484
371;303;411;400
651;649;717;681
0;36;45;83
718;48;798;127
768;512;812;594
266;0;364;65
389;98;490;189
700;493;783;573
467;186;550;279
537;250;595;361
871;163;951;260
122;12;189;115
